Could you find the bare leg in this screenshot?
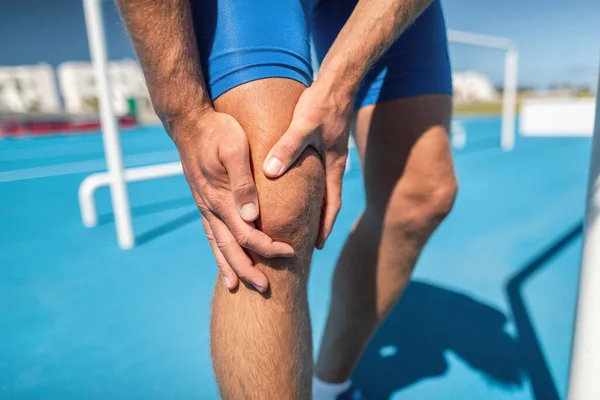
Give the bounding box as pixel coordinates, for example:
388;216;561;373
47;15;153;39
315;94;457;382
210;79;324;399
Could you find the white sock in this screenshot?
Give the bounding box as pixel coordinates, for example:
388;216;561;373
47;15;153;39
312;376;351;400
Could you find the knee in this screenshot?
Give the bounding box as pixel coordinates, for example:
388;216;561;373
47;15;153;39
255;147;325;261
382;173;457;239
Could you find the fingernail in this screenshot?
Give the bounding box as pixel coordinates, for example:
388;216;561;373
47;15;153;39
240;203;258;220
264;157;283;176
316;238;325;250
283;244;295;257
253;283;265;293
224;276;232;289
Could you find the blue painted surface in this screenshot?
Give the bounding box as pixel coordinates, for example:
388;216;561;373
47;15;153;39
0;118;590;399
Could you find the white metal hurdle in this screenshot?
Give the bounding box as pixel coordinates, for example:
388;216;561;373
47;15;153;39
79;0;520;249
568;66;600;399
83;0;135;249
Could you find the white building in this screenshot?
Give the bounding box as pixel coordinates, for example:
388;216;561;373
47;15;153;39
0;63;501;119
58;60;149;116
452;71;500;103
0;64;61;113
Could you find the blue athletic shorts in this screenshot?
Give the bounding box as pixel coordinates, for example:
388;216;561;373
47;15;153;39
190;0;452;109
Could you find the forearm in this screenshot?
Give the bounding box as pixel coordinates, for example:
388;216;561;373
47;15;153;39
115;0;211;126
316;0;432;96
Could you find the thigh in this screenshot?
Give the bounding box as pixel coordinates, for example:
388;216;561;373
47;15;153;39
310;0;455;207
354;94;454;211
190;0;313;100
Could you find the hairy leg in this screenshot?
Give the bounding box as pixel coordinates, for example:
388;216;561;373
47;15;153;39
315;94;457;382
210;79;324;399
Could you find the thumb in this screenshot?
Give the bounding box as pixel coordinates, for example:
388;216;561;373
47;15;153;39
263;121;312;178
219;138;260;222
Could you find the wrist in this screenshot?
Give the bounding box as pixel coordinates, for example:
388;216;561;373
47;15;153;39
315;53;365;100
312;69;357;110
153;91;213;122
161;100;215;145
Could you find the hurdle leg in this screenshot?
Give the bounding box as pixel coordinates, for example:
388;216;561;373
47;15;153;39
83;0;134;249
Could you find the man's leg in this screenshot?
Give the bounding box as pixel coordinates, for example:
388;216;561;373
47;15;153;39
315;94;457;383
210;79;324;399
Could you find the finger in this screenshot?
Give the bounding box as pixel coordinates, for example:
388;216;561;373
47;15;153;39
218;137;259;222
206;193;295;258
206;212;269;292
201;215;239;291
263;120;313;178
214;205;295;258
316;158;346;249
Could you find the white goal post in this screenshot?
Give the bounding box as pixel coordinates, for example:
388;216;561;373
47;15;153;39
80;0;519;249
447;29;519;151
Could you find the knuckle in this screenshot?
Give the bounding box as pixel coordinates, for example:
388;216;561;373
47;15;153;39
294;116;314;132
215;238;233;252
195;181;211;198
216;260;228;271
232;179;256;196
206;195;224;213
204;230;215;242
280;141;298;158
220;141;242;161
234;231;250;247
197;201;210;215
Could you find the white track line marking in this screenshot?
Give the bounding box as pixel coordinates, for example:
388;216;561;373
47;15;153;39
0;142;172;162
0;150;179;183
